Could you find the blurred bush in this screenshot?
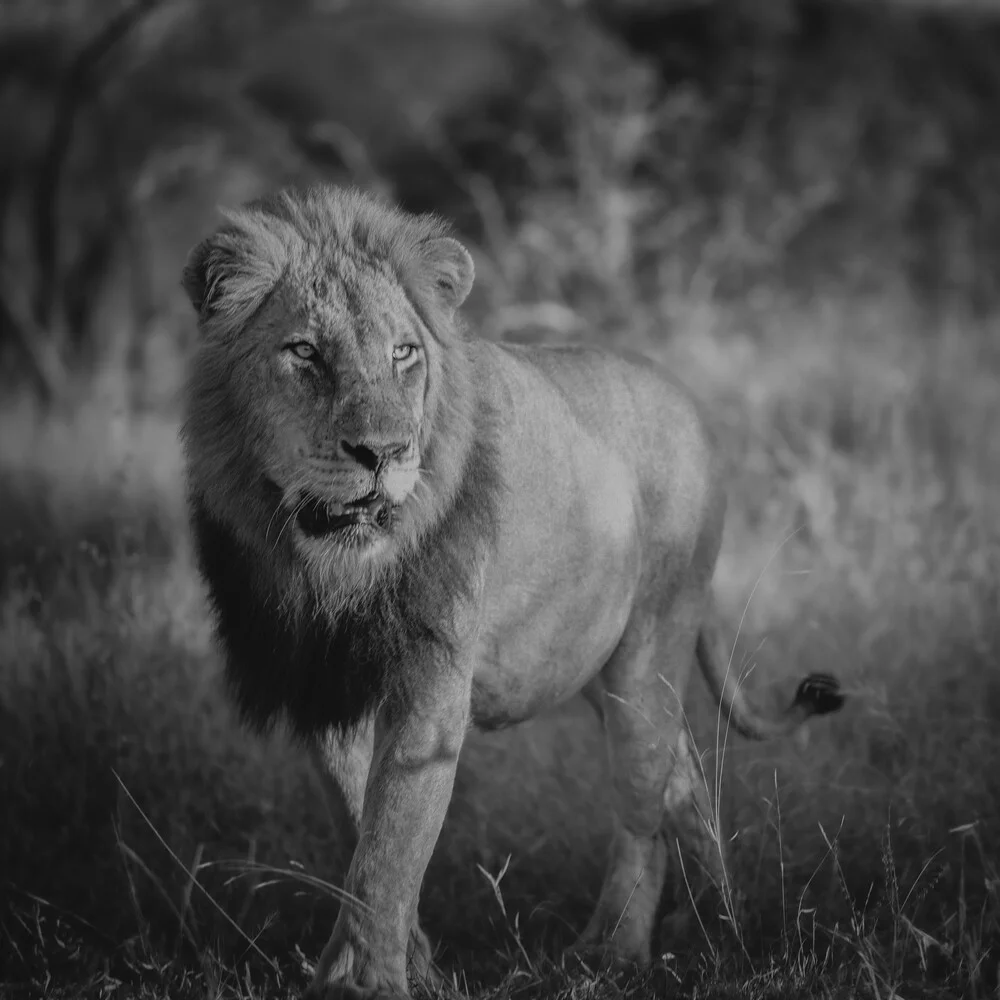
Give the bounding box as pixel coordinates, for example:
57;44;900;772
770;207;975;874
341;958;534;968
0;0;998;408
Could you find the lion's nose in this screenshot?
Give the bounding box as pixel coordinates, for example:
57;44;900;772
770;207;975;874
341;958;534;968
339;436;409;471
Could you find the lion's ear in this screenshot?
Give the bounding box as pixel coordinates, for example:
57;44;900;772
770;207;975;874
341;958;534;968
182;215;287;331
418;236;474;312
181;237;219;315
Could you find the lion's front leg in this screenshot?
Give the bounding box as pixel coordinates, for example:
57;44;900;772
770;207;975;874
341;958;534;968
306;692;469;1000
312;721;375;864
312;723;443;993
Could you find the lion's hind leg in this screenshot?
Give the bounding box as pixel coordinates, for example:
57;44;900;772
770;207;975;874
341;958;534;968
659;726;734;924
568;595;703;970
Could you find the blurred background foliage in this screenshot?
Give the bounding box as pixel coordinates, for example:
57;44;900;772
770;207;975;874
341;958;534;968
1;0;998;407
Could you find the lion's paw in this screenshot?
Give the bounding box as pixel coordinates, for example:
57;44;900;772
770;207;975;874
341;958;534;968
304;975;410;1000
407;924;444;992
305;935;411;1000
563;939;646;978
305;984;408;1000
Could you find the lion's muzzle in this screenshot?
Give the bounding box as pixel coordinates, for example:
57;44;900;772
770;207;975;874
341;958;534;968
298;490;394;538
334;433;421;506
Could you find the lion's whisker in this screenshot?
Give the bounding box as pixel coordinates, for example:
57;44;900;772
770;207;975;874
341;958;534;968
273;494;312;553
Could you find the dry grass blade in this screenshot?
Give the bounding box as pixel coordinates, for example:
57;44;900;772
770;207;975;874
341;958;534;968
206;859;366;911
112;769;280;973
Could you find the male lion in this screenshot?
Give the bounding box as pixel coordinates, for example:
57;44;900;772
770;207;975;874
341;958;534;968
180;185;844;999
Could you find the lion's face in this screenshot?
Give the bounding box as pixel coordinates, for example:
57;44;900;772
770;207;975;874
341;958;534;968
180;187;477;593
255;258;434;567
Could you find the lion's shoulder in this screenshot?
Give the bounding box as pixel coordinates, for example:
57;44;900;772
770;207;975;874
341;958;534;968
483;339;722;554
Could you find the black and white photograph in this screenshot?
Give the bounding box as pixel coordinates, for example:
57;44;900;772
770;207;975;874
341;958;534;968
1;1;998;997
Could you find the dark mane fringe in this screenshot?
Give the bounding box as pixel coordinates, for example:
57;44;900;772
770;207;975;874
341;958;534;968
190;405;501;741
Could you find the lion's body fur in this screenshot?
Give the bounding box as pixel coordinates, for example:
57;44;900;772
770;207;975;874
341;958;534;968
180;185;843;999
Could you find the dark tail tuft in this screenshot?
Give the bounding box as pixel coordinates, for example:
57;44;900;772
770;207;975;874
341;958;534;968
793;673;845;717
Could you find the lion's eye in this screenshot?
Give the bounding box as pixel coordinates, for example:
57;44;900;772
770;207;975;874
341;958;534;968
392;344;418;363
288;342;318;362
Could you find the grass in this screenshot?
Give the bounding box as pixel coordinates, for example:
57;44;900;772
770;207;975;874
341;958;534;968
3;286;997;1000
3;3;1000;998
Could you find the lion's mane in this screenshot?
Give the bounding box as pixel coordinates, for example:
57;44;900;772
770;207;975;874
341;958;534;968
181;187;502;740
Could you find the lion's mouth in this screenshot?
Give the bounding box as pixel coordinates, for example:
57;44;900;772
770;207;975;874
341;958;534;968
296;490;394;538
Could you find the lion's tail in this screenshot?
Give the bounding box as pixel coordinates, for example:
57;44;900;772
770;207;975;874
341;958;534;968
695;617;845;742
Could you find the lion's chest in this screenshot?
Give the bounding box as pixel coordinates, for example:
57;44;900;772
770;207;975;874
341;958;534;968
469;451;642;730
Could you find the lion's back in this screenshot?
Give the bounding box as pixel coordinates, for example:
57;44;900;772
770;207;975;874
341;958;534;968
494;341;717;477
